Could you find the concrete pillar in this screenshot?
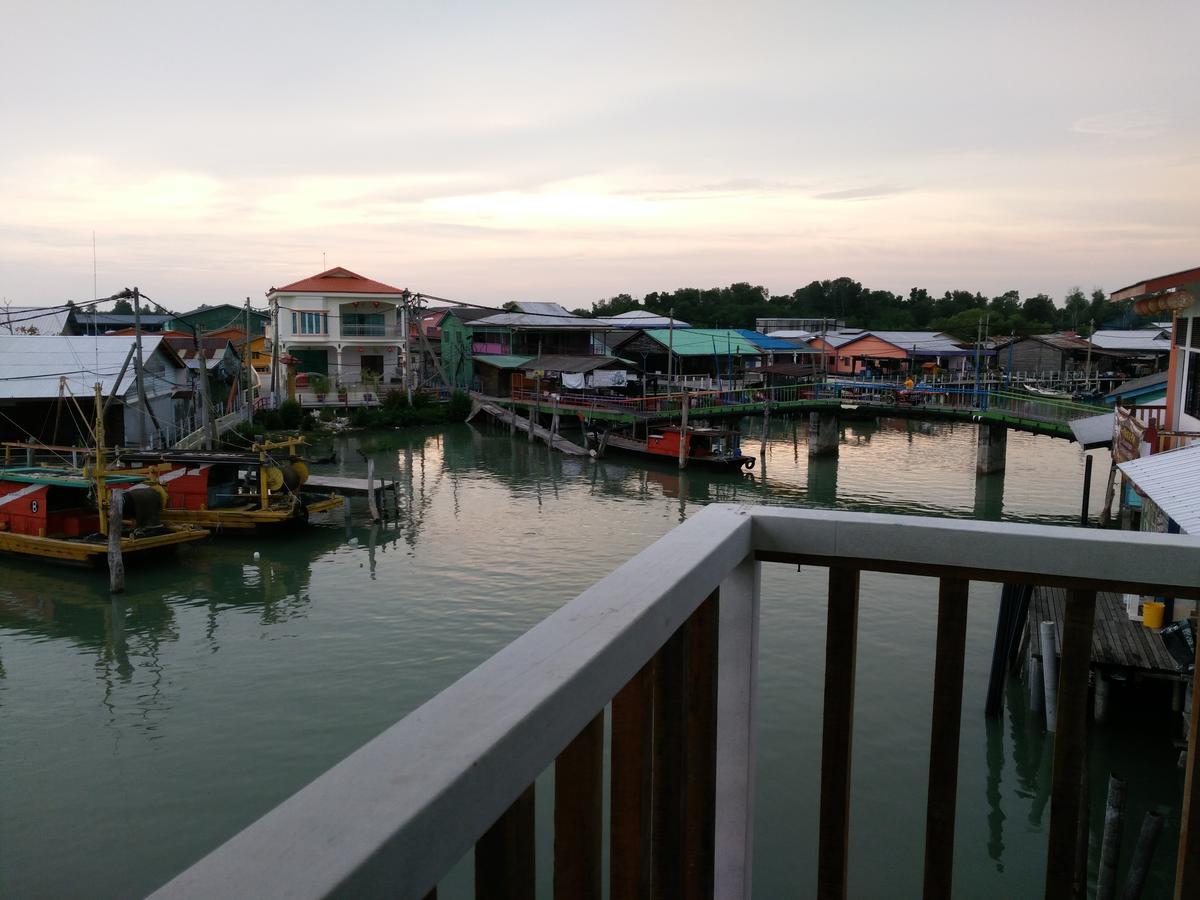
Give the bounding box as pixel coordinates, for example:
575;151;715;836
976;422;1007;475
808;411;839;457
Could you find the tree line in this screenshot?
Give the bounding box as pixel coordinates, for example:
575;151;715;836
572;278;1146;339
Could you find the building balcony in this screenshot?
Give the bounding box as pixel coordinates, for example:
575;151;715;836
149;506;1199;899
340;324;403;339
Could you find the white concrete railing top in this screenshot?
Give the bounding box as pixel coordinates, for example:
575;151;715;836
150;506;1200;899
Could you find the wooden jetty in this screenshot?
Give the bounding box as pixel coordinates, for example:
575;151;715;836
468;400;588;456
1027;586;1185;678
302;474;400;523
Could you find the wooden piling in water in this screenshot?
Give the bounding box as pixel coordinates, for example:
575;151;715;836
107;492;124;594
759;401;770;459
1081;454;1094;527
678;390;689;470
366;458;380;522
1097;774;1126;900
1122;811;1164;900
1040;621;1059;732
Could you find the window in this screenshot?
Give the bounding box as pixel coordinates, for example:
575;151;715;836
293;311;326;335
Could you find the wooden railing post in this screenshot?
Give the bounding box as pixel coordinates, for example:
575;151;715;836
555;713;604;900
817;566;861;900
476;784;535;900
1044;589;1096;900
923;577;970;900
612;661;655;900
1175;614;1200;900
652;618;689;899
715;557;761;899
684;591;719;900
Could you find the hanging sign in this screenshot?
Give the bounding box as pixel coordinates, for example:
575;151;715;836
1112;406;1147;463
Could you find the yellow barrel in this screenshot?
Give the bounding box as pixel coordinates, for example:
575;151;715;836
1142;601;1165;629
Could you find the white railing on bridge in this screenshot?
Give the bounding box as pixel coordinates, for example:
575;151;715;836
150;506;1200;900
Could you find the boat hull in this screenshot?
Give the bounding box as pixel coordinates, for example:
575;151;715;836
157;495;344;532
0;526;209;566
603;435;755;471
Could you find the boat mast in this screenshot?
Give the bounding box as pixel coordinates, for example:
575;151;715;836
94;382;108;537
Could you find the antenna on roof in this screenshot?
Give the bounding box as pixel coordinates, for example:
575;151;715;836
323;251;326;270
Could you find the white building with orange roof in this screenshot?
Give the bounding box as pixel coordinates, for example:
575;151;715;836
268;267;409;388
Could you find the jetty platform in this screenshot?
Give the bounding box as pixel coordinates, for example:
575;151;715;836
1027;585;1185;678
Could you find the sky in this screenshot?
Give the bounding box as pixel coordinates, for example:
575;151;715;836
2;0;1198;311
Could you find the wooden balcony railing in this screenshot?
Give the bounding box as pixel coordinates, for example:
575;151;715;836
149;506;1200;900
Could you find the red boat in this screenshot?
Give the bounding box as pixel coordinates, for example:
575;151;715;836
602;426;755;471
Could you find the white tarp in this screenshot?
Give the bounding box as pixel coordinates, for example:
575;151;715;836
591;370;628;388
561;373;586;389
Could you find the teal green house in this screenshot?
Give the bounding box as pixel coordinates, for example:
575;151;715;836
166;304;270;336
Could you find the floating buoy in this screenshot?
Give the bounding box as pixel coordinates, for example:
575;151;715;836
253;551;260;560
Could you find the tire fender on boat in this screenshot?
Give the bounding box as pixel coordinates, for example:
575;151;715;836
743;457;755;470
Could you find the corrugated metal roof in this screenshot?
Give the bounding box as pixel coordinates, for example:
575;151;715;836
1088;330;1171;352
0;305;71;335
1119;445;1200;534
609;310;691;328
1069;413;1115;449
734;329;812;350
518;355;629;373
472;354;535;369
640;329;764;356
512;301;574;316
0;335;180;399
473;311;593;328
1105;371;1169;402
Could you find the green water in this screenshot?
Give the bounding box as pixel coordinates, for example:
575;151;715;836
0;417;1184;898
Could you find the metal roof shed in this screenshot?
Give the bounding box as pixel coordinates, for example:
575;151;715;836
1119;445;1200;534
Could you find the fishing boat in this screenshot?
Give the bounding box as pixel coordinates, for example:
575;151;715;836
602;426;755;471
117;437;343;532
0;382;209;566
1022;383;1074;400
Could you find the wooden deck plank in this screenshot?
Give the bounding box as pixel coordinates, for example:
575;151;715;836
1027;587;1183;677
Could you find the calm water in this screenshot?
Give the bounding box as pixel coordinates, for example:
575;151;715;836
0;417;1184;898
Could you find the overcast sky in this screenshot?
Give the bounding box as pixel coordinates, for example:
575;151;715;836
2;0;1197;310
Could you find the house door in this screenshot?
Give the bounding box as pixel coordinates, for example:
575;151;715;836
361;355;384;379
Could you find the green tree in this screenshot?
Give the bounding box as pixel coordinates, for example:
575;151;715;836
112;298;133;315
1021;293;1057;328
1062;287;1089;333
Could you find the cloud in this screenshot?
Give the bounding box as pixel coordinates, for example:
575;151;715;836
1071;110;1169;139
813;184;907;201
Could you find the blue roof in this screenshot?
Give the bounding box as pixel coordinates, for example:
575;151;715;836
735;329;808;350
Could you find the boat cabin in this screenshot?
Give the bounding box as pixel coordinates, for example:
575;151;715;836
645;426;740;460
0;470;142;537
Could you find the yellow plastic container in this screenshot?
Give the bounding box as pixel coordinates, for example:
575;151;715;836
1142;601;1165;629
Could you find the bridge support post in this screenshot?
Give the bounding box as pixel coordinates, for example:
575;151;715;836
976;423;1007;475
808;412;838;457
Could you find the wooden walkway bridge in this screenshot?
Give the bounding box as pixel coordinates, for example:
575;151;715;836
486;381;1109;441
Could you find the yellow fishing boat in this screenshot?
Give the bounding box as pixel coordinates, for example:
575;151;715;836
118;436;343;532
0;388;208;565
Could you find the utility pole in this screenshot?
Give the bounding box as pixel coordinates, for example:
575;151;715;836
401;293;412;404
1085;318;1095;389
244;297;254;425
131;287;151;447
666;306;674;393
271;295;281;408
973;315;983;403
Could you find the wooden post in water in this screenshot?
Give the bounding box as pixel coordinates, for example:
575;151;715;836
342;494;352;536
529;376;540;444
1100;458;1118;526
1097;774;1126;900
1040;622;1059;732
678;389;689;470
366;458;380;522
1122;811;1164;899
1080;454;1094;526
759;400;770;459
107;491;124;593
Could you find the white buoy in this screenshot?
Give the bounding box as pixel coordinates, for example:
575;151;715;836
253;551;260;560
349;537;358;545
